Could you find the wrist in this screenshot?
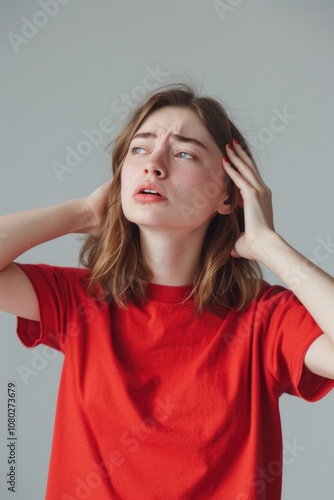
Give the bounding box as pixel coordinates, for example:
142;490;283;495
253;231;312;288
63;199;96;235
251;231;287;268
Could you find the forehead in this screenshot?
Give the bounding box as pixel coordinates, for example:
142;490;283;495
137;106;211;138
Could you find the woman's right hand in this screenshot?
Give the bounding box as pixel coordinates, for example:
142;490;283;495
80;180;113;237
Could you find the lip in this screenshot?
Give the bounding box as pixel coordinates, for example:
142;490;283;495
134;182;168;200
134;193;168;203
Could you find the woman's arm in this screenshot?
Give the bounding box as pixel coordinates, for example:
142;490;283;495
223;141;334;379
0;200;92;271
251;231;334;379
0;182;111;320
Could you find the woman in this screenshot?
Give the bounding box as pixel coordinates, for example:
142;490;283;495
1;83;333;499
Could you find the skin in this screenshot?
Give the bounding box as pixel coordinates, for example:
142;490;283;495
121;104;334;379
223;134;334;379
0;105;333;379
120;106;236;286
121;106;233;229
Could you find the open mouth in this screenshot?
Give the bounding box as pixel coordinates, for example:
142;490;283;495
140;189;162;197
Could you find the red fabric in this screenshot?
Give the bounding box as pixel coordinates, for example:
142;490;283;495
15;262;334;500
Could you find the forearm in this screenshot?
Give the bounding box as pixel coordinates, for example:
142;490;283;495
0;199;93;271
256;232;334;341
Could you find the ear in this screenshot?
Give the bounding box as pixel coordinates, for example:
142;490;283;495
217;185;243;215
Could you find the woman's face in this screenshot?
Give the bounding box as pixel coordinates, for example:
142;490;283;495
121;106;232;230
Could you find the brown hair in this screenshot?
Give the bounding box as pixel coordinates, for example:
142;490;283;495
79;82;263;314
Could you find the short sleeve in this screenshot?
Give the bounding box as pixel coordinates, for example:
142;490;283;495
258;285;334;402
14;262;91;353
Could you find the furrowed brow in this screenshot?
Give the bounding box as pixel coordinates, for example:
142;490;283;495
172;134;208;151
131;132;208;151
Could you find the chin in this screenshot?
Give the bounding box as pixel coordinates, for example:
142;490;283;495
122;212;166;227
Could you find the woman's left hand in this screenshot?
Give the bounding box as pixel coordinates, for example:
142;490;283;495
223;140;276;260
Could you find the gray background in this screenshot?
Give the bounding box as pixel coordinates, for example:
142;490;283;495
1;0;334;498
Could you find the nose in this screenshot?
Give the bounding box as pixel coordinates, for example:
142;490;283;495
143;151;168;178
144;166;165;177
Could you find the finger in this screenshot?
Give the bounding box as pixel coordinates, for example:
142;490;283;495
222;156;251;192
223;154;258;192
227;140;263;176
225;144;266;188
230;140;255;169
226;143;258;174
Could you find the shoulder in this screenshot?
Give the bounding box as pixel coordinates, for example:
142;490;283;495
14;262;90;277
254;280;298;307
241;280;307;328
13;262;92;292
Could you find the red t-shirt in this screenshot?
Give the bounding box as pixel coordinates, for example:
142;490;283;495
15;262;334;500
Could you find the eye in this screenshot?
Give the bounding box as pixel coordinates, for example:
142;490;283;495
177;151;195;159
131;146;146;154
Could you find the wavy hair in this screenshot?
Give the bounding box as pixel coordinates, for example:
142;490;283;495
79;82;263;314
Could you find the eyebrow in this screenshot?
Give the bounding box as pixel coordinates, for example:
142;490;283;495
131;132;208;151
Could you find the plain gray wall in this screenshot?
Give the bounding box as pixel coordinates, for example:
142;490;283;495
1;0;334;498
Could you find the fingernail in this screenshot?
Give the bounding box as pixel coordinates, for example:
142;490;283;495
227;144;233;150
233;138;239;145
223;156;229;162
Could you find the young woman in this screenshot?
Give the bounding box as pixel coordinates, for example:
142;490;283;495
1;83;334;500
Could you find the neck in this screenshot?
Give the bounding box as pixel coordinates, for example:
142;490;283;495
139;226;208;286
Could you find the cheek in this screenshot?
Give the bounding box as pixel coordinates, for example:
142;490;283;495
120;163;127;183
194;170;225;202
120;163;131;189
120;169;130;205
